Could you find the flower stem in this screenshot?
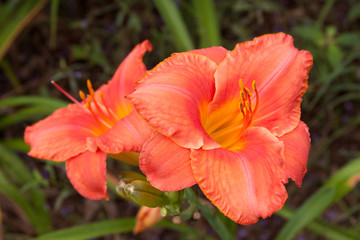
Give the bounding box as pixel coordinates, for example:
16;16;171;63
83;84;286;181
184;188;234;240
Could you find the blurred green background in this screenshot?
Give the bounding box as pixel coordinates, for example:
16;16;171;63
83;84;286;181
0;0;360;239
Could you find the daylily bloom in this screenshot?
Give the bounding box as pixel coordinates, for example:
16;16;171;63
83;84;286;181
130;33;313;224
24;40;154;200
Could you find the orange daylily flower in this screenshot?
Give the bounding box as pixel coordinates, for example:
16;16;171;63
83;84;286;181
24;40;154;200
130;33;313;224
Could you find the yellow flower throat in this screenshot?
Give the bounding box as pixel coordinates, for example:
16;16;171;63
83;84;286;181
203;79;259;151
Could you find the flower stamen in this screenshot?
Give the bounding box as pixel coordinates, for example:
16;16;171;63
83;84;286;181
79;79;119;129
238;79;259;130
99;91;120;121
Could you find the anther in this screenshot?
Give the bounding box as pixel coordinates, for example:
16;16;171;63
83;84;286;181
87;79;95;96
240;91;245;101
252;80;257;91
79;90;86;100
244;87;252;97
239;79;244;89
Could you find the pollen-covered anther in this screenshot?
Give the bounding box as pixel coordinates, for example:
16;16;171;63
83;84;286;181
78;79;118;129
238;79;259;129
79;90;86;101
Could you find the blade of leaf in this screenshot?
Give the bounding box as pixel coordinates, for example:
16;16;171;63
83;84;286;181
0;106;57;130
49;0;59;48
0;138;29;152
0;95;67;109
0;144;52;234
276;158;360;240
0;0;48;61
0;167;51;234
192;0;221;48
153;0;194;51
275;186;335;240
33;218;135;240
0;59;23;92
277;207;359;240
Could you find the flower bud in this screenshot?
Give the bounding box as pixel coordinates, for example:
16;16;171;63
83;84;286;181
119;171;147;181
166;190;184;204
108;152;140;166
124;180;168;207
116;177;135;200
133;206;162;235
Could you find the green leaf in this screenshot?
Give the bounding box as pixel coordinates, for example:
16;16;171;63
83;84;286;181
327;43;343;68
277;207;359;240
49;0;60;48
33;218;135;240
324;158;360;203
0;105;56;130
192;0;221;48
0;138;29;152
276;158;360;240
275;186;335;240
0;143;32;183
348;2;360;22
293;25;324;45
0;95;67;109
153;0;194;51
336;32;360;47
0;144;51;234
0;0;48;61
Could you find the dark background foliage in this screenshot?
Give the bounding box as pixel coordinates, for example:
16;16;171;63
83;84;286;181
0;0;360;239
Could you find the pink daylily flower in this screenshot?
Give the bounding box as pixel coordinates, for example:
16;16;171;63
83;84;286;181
24;40;154;200
130;33;313;224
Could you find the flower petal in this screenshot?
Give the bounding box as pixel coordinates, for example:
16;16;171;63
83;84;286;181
96;110;154;153
24;104;101;161
66;150;107;200
212;33;313;136
278;121;310;186
188;46;228;64
130;53;219;149
100;40;152;116
191;127;287;224
139;132;196;191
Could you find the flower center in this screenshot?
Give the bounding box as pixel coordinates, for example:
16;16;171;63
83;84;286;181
52;80;132;135
203;79;259;151
79;80;120;130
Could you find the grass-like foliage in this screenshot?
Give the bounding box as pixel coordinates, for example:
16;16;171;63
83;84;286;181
0;0;360;239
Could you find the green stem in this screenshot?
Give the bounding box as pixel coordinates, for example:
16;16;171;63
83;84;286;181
185;188;234;240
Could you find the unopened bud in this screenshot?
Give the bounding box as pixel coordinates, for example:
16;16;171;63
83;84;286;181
108;152;140;166
133;206;162;235
119;171;147;181
116;177;135;200
125;180;168;207
160;207;168;217
166;190;184;204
